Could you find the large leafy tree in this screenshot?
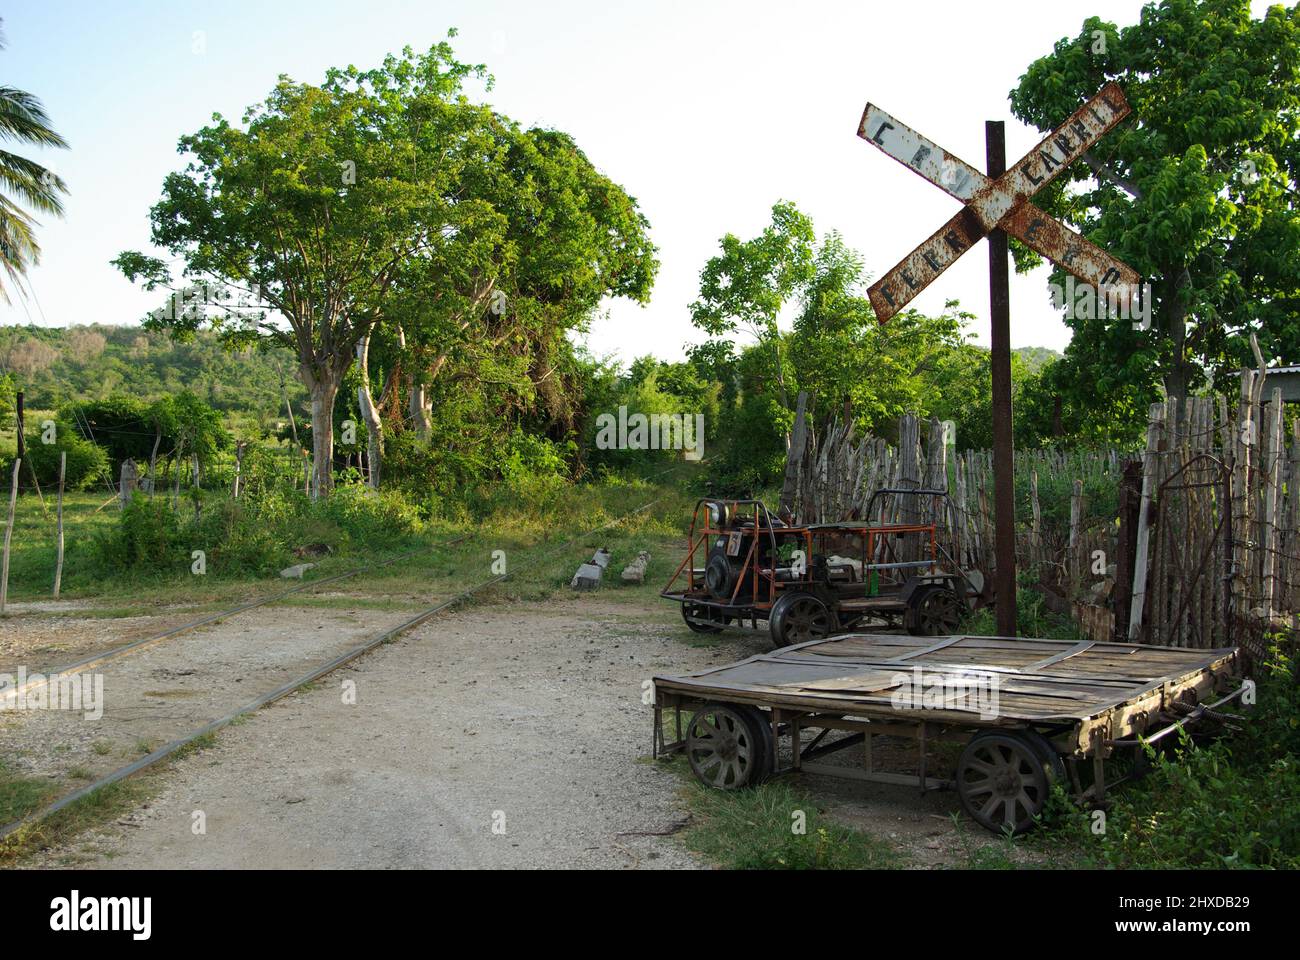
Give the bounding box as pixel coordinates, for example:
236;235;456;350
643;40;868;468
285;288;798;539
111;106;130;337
1010;0;1300;409
390;124;657;457
788;232;970;431
0;19;68;302
689;201;815;410
116;38;506;497
119;37;655;494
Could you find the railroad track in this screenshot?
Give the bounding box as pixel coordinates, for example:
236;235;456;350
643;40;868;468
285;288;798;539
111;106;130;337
0;535;473;705
0;488;672;843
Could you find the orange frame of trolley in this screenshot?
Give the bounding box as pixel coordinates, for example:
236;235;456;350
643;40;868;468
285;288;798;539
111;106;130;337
660;499;944;618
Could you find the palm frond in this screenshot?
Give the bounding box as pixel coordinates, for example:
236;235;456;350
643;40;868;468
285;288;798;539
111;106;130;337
0;147;66;215
0;198;41;304
0;86;69;148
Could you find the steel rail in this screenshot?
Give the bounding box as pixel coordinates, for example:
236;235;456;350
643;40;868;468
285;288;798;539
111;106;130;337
0;536;473;705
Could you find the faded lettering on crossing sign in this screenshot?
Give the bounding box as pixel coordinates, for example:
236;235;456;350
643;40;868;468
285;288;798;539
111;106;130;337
859;82;1141;322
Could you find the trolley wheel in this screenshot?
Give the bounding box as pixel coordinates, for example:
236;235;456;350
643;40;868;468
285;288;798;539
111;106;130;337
905;583;964;636
686;703;769;789
768;592;835;649
957;731;1051;835
681;602;728;634
1021;729;1066;785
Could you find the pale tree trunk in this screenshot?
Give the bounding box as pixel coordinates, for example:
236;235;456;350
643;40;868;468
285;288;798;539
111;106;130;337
308;377;339;501
356;334;383;490
409;381;433;440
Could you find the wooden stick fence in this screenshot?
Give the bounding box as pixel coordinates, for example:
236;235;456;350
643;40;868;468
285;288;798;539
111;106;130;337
782;368;1296;649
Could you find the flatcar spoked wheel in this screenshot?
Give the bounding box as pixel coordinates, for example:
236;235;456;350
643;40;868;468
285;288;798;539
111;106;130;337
957;733;1050;835
686;705;761;789
910;586;963;636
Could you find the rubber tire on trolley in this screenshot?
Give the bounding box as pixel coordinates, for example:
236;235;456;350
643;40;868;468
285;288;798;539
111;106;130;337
956;731;1052;835
686;703;773;789
904;583;964;636
768;592;836;649
681;602;729;634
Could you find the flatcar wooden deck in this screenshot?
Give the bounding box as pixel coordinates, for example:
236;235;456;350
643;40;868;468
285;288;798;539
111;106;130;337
653;633;1238;755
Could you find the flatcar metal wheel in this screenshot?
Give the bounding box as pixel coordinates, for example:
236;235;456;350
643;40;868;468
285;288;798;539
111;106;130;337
687;704;764;789
1022;729;1066;784
768;592;834;649
957;732;1050;835
906;584;963;636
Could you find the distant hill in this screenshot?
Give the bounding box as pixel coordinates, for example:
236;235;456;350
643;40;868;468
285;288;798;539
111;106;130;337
1013;346;1061;373
0;324;305;431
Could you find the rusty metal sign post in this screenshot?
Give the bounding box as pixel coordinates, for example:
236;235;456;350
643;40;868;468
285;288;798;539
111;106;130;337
858;83;1141;636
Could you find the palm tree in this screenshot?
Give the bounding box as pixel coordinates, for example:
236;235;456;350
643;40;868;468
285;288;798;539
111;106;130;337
0;18;68;303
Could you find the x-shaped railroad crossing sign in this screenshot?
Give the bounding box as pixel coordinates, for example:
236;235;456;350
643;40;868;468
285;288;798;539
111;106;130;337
859;82;1141;323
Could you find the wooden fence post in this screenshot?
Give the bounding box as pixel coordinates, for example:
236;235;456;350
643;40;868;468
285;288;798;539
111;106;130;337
54;451;65;599
1128;403;1165;641
232;441;245;499
1113;460;1141;641
1;458;18;615
120;459;139;510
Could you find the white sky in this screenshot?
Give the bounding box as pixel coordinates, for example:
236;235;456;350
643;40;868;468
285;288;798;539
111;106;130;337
0;0;1282;365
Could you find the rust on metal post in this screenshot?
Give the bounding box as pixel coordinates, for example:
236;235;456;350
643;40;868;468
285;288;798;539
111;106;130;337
865;83;1135;322
987;120;1017;638
859;102;1140;303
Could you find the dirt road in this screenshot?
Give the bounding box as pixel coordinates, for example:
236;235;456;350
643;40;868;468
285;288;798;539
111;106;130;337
15;598;752;869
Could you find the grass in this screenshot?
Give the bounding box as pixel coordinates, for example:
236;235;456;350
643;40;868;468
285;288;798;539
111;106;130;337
0;758;57;828
0;468;701;612
664;757;903;869
0;729;222;867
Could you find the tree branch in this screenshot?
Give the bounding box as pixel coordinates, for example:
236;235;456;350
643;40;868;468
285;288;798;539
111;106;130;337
1081;151;1143;200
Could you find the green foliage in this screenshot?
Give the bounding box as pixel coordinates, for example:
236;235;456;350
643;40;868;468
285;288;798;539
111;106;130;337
1009;0;1300;404
498;429;571;486
0;372;13;428
580;355;719;474
0;325;305;434
0;23;69;299
114;34;657;499
6;423;108;490
702;348;790;496
690;200;815;408
92;485;424;581
962;582;1084;641
98;498;183;569
57;389;230;472
1042;652;1300;868
676;764;900;869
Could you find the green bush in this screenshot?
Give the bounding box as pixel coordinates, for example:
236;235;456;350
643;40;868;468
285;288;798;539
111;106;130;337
1042;650;1300;868
89;485;425;580
95;498;185;569
317;485;424;545
5;425;108;491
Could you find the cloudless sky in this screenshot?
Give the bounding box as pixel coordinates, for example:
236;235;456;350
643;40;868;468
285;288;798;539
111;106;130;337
0;0;1281;366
